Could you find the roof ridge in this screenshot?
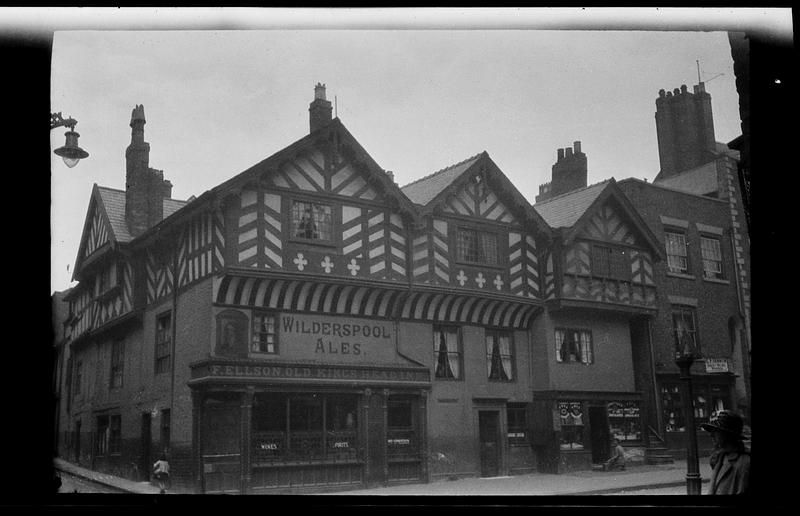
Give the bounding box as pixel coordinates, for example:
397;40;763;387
400;152;484;189
535;178;612;205
96;185;126;194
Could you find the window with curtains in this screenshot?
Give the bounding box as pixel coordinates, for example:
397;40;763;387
555;328;593;364
665;231;689;274
292;200;332;242
433;326;462;380
672;307;699;356
457;227;499;266
700;236;723;280
95;415;109;456
486;329;514;381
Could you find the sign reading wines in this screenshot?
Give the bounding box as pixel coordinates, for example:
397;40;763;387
279;314;396;363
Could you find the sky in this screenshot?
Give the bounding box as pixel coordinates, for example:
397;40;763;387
43;8;792;294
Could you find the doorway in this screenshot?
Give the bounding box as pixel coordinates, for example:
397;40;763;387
478;411;501;477
140;413;152;481
588;406;610;464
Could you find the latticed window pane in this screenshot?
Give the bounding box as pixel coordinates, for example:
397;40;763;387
457;228;480;263
665;232;688;273
700;237;723;279
292;201;332;241
458;228;499;265
110;340;124;389
252;313;277;354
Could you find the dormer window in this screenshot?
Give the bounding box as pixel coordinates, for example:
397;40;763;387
292;200;332;242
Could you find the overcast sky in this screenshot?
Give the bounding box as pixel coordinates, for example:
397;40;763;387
45;8;791;294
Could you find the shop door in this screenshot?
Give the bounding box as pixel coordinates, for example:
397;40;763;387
479;411;501;477
589;406;610;464
201;395;241;494
140;413;151;481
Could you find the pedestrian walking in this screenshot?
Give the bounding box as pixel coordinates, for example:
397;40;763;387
603;439;626;471
700;410;750;495
153;453;170;494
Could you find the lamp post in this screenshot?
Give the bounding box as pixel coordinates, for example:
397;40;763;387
51;112;89;168
675;341;702;495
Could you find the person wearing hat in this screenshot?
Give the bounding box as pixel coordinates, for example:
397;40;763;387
700;410;750;495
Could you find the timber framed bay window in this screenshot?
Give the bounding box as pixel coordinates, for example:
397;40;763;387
558;401;585;450
665;231;689;274
456;227;499;266
700;236;724;280
486;329;514;381
291;200;333;242
252;312;278;354
434;326;462;380
672;307;699;356
154;312;172;375
555;328;593;364
591;244;631;281
251;393;359;463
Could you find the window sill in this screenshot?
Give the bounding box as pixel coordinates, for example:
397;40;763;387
702;277;730;285
250;352;280;358
666;272;696;281
433;377;463;382
488;379;516;383
288;237;338;249
453;260;506;271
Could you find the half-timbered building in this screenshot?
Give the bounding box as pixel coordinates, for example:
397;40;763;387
531;172;665;472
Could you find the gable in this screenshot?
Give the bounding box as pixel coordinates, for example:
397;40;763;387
84;201;112;258
441;179;517;225
577;203;638;246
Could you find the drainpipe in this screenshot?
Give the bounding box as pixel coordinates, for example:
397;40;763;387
169;236;178;457
729;230;752;419
646;317;663;440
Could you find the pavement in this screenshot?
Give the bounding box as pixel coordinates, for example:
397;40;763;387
53;457;712;496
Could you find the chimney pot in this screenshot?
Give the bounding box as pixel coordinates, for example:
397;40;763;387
573;141;581;154
314;82;327;101
659;89;666;98
565;147;573;158
673;88;680;96
681;84;688;93
557;148;564;160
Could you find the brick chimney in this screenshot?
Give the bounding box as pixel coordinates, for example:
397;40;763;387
309;83;333;133
654;83;717;180
535;141;587;203
125;105;173;237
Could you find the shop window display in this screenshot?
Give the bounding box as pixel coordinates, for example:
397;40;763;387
559;402;585;450
661;384;686;432
607;402;642;442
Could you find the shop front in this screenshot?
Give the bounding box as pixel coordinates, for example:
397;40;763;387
189;360;430;493
532;392;646;473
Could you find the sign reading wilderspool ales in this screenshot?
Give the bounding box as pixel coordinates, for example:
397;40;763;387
280;314;396;363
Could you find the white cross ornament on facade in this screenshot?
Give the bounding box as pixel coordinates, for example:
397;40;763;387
347;258;360;276
320;256;334;274
456;270;468;286
293;252;308;271
494;274;504;290
475;272;486;288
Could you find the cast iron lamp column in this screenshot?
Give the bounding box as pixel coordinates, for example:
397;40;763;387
51;112;89;168
675;348;702;495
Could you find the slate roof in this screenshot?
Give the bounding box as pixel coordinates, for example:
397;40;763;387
96;186;189;243
533;180;611;229
400;153;483;206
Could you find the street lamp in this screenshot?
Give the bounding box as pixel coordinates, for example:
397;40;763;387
675;335;702;495
51;112;89;168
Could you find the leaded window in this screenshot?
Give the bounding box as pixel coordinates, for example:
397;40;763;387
292;200;332;241
672;307;698;356
457;228;499;266
592;245;630;281
110;340;124;389
155;312;172;375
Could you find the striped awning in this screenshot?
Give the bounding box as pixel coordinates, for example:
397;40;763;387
213;275;540;330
